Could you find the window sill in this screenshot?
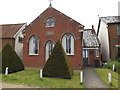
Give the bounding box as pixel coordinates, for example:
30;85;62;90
29;54;39;56
66;54;74;56
96;56;99;58
46;26;55;28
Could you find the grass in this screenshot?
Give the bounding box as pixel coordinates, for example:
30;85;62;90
94;68;119;88
2;69;85;88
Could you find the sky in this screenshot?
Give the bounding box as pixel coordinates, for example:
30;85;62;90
0;0;119;30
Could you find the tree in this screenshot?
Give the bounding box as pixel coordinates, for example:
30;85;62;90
0;42;24;74
43;40;73;79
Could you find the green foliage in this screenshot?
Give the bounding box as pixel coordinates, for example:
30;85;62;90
43;40;73;79
0;42;24;74
103;61;120;74
116;48;120;62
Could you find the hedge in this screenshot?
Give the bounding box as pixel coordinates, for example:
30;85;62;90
103;61;120;74
0;42;24;74
43;40;73;79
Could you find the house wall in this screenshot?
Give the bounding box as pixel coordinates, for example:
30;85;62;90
23;8;84;69
98;20;110;61
15;31;23;59
108;24;120;60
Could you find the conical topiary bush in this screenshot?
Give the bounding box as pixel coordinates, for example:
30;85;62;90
43;40;73;79
1;42;24;74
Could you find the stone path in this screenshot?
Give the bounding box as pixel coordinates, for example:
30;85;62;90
83;67;108;88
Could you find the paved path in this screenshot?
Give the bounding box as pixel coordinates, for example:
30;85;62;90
83;67;108;88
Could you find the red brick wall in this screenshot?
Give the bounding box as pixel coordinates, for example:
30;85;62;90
0;38;15;49
23;8;84;69
108;24;120;60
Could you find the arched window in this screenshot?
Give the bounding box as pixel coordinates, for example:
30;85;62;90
46;18;55;27
46;41;54;61
29;35;39;55
62;34;74;55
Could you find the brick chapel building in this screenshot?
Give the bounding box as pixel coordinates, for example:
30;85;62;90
23;4;101;69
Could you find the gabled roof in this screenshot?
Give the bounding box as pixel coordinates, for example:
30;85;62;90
97;16;120;35
100;16;120;24
0;23;25;38
27;6;84;28
83;29;100;48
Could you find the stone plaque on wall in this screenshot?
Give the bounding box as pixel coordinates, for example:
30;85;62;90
46;30;54;36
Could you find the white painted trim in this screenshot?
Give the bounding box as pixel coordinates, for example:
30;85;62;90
29;54;39;56
13;23;27;38
83;48;99;49
66;53;74;56
60;32;76;40
43;39;55;47
116;45;120;47
79;30;84;32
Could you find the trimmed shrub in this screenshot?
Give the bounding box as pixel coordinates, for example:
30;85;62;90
103;61;120;74
43;40;73;79
0;43;24;74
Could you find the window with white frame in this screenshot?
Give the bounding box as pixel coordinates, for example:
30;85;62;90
46;41;54;61
46;18;55;27
83;50;88;58
95;49;99;57
62;34;74;55
82;50;85;58
29;35;39;55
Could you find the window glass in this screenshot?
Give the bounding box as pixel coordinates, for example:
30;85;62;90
96;49;99;57
46;18;55;27
29;36;39;55
18;37;23;43
62;34;74;55
117;25;120;36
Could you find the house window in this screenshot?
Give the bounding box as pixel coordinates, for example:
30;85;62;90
117;25;120;36
95;49;99;57
83;50;88;58
29;35;39;55
46;18;55;27
18;37;23;43
62;34;74;55
46;41;54;61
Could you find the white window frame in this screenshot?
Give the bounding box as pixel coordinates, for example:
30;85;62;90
29;36;39;56
62;34;74;55
46;41;54;61
96;49;99;57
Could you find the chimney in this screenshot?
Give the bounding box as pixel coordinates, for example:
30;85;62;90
91;25;96;34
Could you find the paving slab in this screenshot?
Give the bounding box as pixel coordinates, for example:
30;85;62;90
83;67;108;88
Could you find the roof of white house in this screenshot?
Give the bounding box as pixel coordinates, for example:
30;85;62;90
83;29;100;48
100;16;120;24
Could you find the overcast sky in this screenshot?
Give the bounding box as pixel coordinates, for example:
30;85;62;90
0;0;119;30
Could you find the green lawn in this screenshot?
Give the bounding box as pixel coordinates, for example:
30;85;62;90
94;68;119;88
2;69;85;88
